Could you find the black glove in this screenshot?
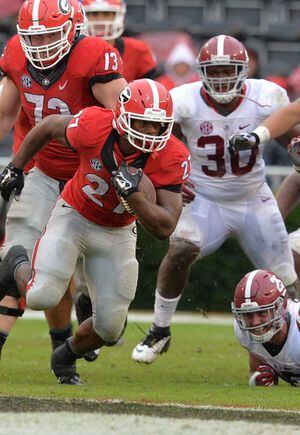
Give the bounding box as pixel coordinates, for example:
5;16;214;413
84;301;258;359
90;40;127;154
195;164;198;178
287;136;300;172
0;163;24;201
228;132;259;156
111;162;143;199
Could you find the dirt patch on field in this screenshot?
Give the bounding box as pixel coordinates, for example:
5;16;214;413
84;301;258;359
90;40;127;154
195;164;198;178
0;396;299;425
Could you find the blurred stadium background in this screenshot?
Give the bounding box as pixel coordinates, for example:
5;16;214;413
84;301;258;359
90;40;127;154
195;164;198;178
0;0;298;313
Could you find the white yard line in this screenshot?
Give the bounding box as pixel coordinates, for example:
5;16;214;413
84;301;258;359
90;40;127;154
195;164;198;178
0;412;298;435
22;309;233;325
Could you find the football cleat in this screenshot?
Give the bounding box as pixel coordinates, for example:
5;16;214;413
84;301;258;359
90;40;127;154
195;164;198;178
132;324;171;364
51;342;83;386
75;292;100;362
0;245;29;300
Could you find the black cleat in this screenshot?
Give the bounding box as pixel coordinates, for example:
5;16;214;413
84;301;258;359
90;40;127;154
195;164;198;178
51;341;83;386
0;245;29;300
75;292;100;362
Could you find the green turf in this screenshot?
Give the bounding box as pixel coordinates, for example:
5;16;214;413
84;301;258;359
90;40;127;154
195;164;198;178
1;319;300;410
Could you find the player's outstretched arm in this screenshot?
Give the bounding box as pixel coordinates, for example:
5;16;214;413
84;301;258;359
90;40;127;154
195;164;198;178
11;114;73;170
229;99;300;153
276;172;300;220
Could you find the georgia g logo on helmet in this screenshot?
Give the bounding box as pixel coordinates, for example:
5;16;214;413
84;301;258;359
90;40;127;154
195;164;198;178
119;87;131;104
58;0;72;14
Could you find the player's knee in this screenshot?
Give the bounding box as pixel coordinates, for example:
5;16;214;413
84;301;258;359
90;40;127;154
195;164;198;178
169;239;201;265
26;276;65;310
93;310;127;344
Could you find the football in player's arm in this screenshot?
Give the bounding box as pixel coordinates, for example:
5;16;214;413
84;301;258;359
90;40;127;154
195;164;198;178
232;269;300;387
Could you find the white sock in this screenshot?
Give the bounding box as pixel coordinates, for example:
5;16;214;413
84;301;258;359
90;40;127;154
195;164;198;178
153;289;181;328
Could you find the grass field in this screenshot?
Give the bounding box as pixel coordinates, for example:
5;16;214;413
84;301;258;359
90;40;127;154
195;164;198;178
1;317;300;416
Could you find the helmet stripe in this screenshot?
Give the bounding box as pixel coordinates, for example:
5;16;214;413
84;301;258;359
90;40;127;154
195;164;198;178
244;270;260;300
217;34;225;56
32;0;41;24
146;79;159;109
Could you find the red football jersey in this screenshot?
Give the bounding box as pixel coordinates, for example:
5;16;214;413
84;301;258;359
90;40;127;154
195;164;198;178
115;36;157;82
0;34;123;180
63;106;190;227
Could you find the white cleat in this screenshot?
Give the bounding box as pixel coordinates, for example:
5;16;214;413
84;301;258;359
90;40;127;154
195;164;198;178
132;325;171;364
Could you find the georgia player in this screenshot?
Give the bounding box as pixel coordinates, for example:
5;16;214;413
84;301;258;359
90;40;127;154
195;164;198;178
0;79;191;384
82;0;158;82
0;0;126;357
132;34;300;365
232;269;300;387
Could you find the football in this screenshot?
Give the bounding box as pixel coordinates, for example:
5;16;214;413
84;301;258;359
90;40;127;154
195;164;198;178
137;172;157;203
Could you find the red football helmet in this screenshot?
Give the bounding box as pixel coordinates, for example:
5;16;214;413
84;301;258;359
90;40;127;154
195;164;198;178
232;270;288;343
197;34;249;104
114;79;174;153
17;0;76;70
82;0;126;40
70;0;87;36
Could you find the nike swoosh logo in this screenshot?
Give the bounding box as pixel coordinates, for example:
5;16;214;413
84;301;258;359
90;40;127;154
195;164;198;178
239;124;251;130
59;80;68;91
62;203;72;208
261;197;271;203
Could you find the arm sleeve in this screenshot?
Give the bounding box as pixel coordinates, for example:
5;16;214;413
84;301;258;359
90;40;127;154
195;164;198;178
88;41;124;88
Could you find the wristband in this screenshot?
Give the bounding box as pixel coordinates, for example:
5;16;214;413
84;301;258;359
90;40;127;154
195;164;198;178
252;126;271;145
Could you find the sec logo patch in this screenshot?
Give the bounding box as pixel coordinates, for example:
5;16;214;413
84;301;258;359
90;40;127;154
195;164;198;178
90;159;102;171
21;75;32;88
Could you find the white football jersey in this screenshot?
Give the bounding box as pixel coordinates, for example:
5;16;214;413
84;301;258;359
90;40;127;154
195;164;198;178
234;299;300;386
170;79;290;201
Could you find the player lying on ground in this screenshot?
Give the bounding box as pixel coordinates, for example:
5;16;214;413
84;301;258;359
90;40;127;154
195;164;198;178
0;79;190;385
131;34;300;365
232;269;300;387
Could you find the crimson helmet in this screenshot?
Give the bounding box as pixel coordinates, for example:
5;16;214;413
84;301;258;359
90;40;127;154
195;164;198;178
70;0;88;36
82;0;126;40
17;0;76;70
114;79;174;153
232;270;288;343
197;34;249;104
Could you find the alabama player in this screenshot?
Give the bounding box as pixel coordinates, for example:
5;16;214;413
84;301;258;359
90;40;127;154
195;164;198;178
82;0;158;82
232;269;300;387
0;0;126;358
132;34;300;364
0;79;190;384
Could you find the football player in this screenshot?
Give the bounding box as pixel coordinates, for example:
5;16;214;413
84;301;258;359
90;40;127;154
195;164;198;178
0;0;126;358
0;79;191;384
75;0;158;350
232;269;300;387
82;0;158;82
132;34;300;364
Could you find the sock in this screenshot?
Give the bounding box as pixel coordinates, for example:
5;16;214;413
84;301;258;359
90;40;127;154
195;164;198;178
49;324;73;347
0;330;8;353
153;289;181;328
